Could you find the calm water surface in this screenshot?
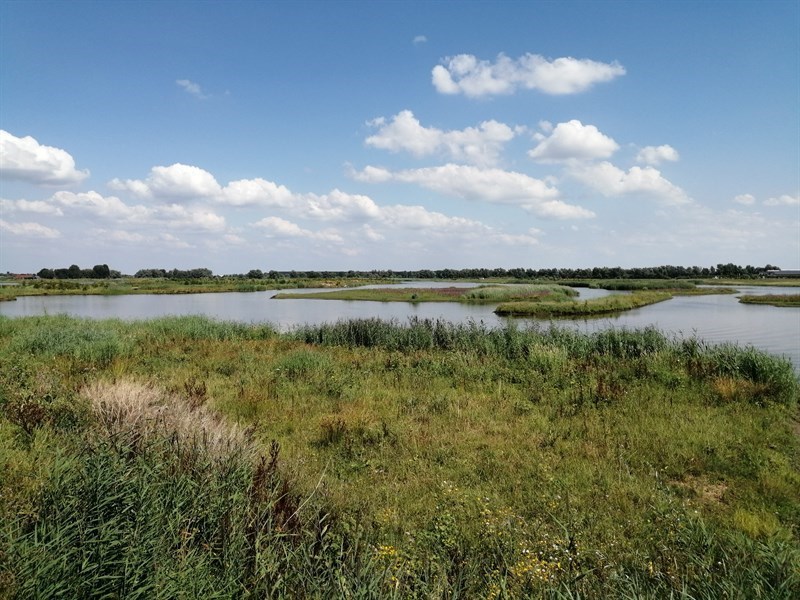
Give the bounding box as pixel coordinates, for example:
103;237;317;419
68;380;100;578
2;283;798;370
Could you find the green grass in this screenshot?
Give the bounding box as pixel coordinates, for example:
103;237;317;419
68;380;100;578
739;294;800;307
1;315;798;598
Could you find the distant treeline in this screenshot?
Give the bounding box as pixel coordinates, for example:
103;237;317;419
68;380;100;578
31;263;782;281
36;264;121;279
133;268;214;279
227;263;781;280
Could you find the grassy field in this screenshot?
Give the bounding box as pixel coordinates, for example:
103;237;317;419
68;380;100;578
0;277;388;301
738;294;800;307
1;315;798;598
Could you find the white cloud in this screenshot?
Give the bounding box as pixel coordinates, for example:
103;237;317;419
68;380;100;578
733;193;756;206
155;204;227;231
529;120;619;163
366;110;516;166
109;163;222;200
176;79;208;99
0;130;89;185
90;228;147;243
251;216;342;242
349;165;392;183
159;233;192;248
0;218;60;238
361;224;384;241
302;189;381;221
431;53;625;97
0;198;63;216
636;145;680;165
569;161;691;205
413;35;427;44
351;163;593;219
220;178;294;207
53;190;149;221
378;204;484;231
48;190;226;232
764;194;799;206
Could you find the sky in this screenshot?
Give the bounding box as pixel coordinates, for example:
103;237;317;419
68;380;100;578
1;0;798;274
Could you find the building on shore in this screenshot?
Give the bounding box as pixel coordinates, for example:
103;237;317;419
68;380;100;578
765;270;800;277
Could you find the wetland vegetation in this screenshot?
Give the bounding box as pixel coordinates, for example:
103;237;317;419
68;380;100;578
1;315;798;598
0;276;387;302
738;294;800;307
276;281;740;318
495;291;674;317
273;283;578;303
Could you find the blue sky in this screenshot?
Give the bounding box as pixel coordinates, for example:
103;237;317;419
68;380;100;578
1;0;798;274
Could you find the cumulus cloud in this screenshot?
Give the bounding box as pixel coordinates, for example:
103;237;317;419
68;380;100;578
378;204;484;231
529;120;619;163
109;163;222;200
47;190;226;232
176;79;208;99
53;190;149;221
155;204;227;231
352;163;593;219
302;189;381;221
431;53;625;97
0;198;63;216
90;228;147;244
366;110;517;166
0;218;60;238
219;178;294;207
413;35;427;44
569;161;691;205
0;130;89;185
113;164;368;218
636;145;680;165
251;216;342;242
764;194;799;207
733;193;756;206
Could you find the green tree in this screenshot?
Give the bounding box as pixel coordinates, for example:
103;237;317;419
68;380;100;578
92;264;111;278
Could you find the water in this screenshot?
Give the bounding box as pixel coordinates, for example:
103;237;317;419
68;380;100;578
2;283;798;370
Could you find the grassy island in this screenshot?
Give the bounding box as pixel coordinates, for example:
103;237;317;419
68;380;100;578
273;283;578;303
495;291;673;317
739;294;800;307
275;282;739;318
1;315;798;598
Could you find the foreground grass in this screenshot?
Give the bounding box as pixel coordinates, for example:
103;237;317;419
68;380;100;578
1;315;798;598
739;294;800;307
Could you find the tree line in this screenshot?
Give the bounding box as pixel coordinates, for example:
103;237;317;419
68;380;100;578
229;263;781;280
36;264;120;279
33;263;781;281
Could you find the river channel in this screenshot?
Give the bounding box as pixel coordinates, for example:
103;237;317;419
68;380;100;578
1;282;798;371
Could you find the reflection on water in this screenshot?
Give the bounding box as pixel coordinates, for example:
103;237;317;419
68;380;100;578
2;283;798;370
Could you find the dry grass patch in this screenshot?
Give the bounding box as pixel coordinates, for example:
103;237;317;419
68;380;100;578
83;379;254;460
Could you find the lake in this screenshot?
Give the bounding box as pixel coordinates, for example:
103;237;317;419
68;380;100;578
1;283;798;371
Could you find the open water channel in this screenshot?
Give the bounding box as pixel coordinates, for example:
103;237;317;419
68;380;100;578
2;282;798;371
